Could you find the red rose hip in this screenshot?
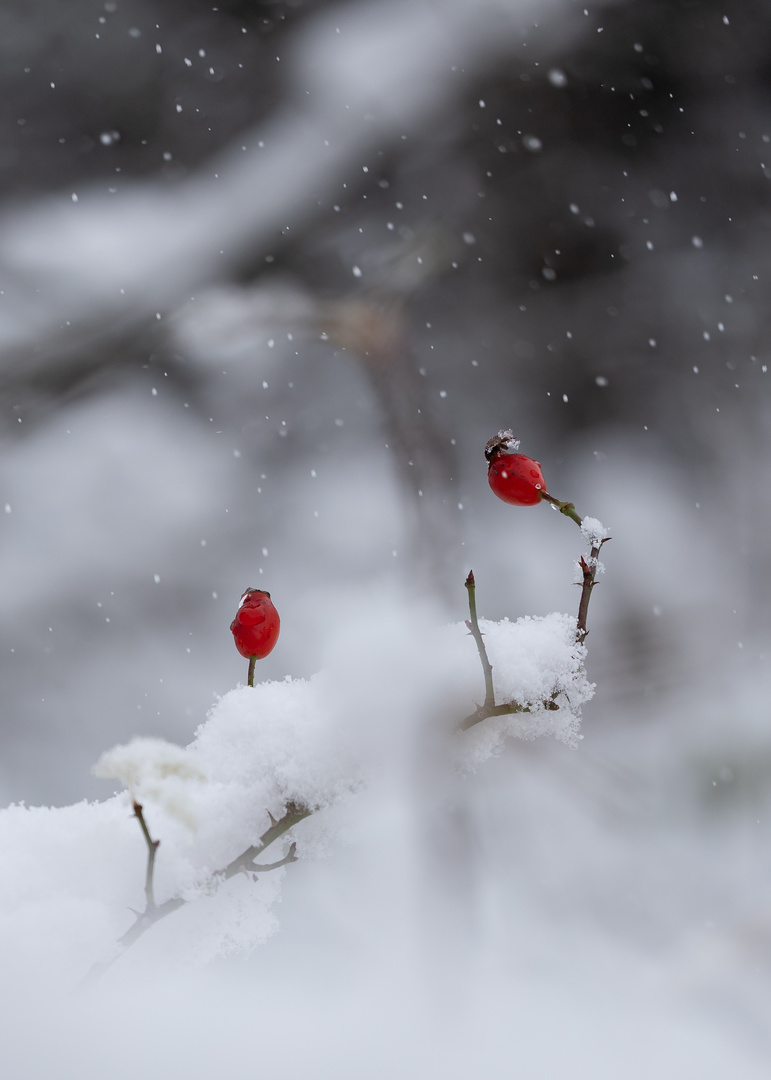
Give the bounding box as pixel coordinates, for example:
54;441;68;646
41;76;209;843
485;430;547;506
231;588;280;660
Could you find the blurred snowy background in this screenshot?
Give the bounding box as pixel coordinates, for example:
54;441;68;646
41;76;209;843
1;0;771;1075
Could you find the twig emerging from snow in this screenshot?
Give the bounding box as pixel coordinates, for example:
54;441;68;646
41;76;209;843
459;698;541;732
80;801;311;987
132;801;160;912
464;570;494;711
459;571;560;731
459;499;609;730
577;539;609;643
221;801;312;881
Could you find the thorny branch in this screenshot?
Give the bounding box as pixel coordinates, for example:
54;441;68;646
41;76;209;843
222;801;313;881
81;801;312;987
460;492;608;730
577;543;607;642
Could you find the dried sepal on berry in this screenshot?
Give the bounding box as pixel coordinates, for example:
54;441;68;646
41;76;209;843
484;428;521;462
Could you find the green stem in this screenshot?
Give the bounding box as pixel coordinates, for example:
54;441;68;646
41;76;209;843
465;571;495;710
539;491;583;528
247;655;257;687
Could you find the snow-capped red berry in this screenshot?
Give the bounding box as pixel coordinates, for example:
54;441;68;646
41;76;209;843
485;432;547;506
230;588;280;659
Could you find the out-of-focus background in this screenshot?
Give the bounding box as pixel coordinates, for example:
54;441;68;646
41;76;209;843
1;0;770;1071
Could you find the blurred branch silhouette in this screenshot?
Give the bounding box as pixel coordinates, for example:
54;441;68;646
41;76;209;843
0;0;587;390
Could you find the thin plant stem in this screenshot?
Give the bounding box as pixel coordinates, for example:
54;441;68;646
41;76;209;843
538;491;609;640
247;656;257;687
460;700;530;731
460;487;609;727
460;572;563;730
464;570;495;710
539;490;583;528
577;539;608;643
132;801;159;911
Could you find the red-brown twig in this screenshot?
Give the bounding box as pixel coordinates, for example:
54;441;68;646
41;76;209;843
539;490;610;642
577;539;609;642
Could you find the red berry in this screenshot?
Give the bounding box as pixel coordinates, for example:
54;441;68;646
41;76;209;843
487;449;547;506
230;589;280;659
